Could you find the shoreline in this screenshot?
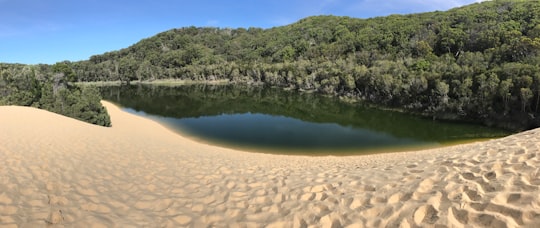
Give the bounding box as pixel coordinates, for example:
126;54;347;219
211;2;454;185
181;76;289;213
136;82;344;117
108;99;508;157
1;102;539;227
74;79;242;87
145;129;493;157
81;80;518;134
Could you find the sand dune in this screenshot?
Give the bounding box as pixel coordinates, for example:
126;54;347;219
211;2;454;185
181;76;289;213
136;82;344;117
1;101;540;227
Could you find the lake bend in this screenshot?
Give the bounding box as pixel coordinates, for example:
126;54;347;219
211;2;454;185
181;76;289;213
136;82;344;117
101;84;509;155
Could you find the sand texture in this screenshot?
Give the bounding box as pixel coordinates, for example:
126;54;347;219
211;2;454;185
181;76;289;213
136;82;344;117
1;101;540;227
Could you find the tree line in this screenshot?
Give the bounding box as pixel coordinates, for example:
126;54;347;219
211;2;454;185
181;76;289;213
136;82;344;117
1;0;540;130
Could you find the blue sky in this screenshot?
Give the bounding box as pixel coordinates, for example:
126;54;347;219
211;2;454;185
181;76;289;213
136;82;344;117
0;0;487;64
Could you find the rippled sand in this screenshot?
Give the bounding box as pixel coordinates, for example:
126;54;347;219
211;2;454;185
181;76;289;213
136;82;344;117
1;101;539;227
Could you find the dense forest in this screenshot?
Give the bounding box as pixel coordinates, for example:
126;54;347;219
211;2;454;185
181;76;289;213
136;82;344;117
2;0;540;130
0;63;111;126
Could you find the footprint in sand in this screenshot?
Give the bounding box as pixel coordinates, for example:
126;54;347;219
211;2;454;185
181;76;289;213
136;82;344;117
413;204;439;225
406;164;417;169
449;206;469;225
506;193;521;204
484;202;525;225
464;188;482;201
470;213;507;227
387;192;412;204
460;172;476;180
483;171;497;181
46;210;64;225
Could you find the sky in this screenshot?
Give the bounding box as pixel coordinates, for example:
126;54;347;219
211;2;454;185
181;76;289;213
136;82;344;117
0;0;488;64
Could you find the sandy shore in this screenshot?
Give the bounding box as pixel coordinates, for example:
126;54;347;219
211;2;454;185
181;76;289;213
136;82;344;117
1;101;539;227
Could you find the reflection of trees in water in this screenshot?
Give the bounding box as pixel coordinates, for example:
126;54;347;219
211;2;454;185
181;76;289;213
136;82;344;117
101;84;508;142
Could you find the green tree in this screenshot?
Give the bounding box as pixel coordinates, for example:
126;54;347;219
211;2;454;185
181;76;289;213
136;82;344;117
434;81;450;111
498;78;513;114
52;61;77;82
520;87;533;112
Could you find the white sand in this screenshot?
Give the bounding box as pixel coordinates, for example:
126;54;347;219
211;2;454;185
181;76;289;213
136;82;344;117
1;101;539;227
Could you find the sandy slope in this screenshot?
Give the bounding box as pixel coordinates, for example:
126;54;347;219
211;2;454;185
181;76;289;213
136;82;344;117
1;101;540;227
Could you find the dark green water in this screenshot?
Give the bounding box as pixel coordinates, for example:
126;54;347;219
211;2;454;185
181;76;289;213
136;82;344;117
101;84;509;155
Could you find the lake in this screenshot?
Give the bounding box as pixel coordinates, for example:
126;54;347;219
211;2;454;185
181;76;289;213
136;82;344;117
101;84;509;155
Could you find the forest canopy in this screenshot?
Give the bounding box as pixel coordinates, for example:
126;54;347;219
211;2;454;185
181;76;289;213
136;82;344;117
1;0;540;130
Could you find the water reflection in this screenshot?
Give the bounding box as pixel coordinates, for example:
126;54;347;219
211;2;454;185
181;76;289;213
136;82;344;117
102;84;509;154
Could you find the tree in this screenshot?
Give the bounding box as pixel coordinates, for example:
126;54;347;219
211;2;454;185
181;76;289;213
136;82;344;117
118;58;139;83
413;41;433;57
498;78;513;114
476;73;500;114
434;81;450;112
520;87;533;112
534;73;540;112
74;86;112;126
52;62;77;82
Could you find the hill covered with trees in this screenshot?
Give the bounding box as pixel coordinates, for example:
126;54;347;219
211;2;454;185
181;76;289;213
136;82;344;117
2;0;540;130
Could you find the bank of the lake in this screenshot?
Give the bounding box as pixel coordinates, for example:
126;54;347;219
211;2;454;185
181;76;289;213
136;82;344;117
75;79;235;87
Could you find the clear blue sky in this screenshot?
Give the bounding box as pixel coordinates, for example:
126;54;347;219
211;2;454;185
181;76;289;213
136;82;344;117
0;0;487;64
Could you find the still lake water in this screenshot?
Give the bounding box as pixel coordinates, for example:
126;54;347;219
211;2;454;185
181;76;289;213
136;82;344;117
101;84;509;155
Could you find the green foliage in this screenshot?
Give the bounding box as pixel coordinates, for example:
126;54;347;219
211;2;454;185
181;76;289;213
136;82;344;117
52;61;77;82
67;86;112;126
0;63;111;127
